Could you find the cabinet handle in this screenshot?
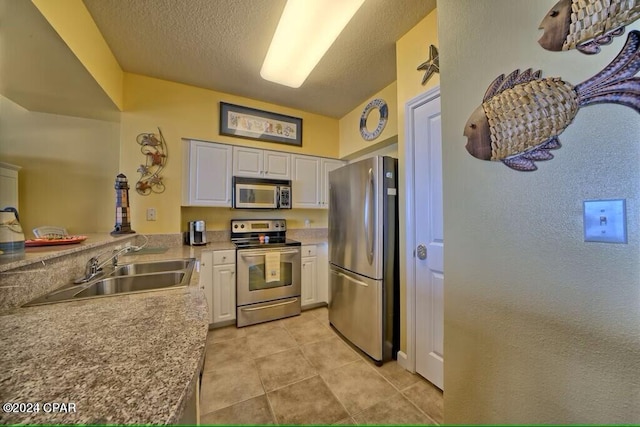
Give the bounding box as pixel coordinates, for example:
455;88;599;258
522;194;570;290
222;256;226;261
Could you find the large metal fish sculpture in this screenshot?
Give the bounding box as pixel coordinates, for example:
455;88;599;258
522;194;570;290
465;30;640;172
539;0;640;54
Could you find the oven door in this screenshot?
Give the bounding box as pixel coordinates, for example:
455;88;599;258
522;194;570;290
236;247;301;305
234;183;278;209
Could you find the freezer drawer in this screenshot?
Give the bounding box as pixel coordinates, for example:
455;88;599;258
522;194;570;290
329;264;383;361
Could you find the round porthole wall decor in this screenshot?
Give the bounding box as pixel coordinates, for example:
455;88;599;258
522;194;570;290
359;98;388;141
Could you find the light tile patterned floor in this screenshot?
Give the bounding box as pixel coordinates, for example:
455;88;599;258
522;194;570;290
200;307;443;425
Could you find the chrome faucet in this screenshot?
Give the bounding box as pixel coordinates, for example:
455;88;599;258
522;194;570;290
74;246;132;284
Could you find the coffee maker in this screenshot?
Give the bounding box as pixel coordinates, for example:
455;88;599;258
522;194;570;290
185;220;207;246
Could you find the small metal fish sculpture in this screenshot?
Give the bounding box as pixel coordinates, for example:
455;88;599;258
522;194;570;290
465;30;640;172
539;0;640;54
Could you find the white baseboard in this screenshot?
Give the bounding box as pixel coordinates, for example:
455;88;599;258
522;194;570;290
396;350;410;371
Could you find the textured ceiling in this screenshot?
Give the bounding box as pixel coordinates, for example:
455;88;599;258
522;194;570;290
83;0;437;118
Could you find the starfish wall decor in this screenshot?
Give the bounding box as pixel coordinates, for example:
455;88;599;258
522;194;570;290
417;44;440;85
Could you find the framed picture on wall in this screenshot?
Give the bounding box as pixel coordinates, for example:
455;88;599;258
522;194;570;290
219;102;303;146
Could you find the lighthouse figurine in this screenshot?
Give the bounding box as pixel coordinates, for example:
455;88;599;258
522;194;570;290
111;173;135;235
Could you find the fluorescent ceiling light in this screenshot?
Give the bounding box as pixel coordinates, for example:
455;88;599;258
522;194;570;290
260;0;365;88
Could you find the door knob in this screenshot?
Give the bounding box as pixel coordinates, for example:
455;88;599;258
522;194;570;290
416;244;427;260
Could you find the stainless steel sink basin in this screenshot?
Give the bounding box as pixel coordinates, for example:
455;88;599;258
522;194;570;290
23;258;195;307
113;259;193;276
73;272;186;298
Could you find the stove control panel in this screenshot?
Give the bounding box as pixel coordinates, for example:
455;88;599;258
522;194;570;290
231;219;286;233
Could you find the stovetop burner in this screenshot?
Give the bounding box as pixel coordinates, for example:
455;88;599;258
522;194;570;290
230;219;300;249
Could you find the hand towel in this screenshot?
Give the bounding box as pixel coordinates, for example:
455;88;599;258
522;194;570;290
264;251;281;283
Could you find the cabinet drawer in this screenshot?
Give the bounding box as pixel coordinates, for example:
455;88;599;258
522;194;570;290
301;245;317;257
213;250;236;265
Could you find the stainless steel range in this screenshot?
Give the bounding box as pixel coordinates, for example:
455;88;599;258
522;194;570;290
232;219;301;327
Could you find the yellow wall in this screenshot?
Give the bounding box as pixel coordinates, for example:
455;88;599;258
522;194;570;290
440;1;640;423
0;95;120;235
121;73;339;234
31;0;124;110
339;81;398;159
395;9;439;354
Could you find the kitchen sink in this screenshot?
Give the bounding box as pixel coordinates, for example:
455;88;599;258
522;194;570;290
112;259;193;276
73;272;186;298
23;258;195;307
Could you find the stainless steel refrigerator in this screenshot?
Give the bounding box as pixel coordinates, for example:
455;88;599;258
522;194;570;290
328;156;399;364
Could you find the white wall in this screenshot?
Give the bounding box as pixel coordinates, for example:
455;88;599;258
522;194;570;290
439;1;640;423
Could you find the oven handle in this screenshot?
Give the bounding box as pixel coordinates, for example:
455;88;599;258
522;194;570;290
239;249;300;257
240;298;299;311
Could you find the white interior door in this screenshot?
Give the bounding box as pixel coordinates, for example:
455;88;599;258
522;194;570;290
411;89;444;390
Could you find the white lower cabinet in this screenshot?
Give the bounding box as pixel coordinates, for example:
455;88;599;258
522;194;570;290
317;243;329;304
301;247;318;307
199;252;214;324
301;244;328;309
212;250;236;325
200;250;236;326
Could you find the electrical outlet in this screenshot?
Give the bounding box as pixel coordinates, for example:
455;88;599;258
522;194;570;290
146;207;157;221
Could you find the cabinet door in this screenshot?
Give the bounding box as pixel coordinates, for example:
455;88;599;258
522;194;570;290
199;252;214;324
233;146;263;178
184;141;232;206
321;159;346;209
316;243;329;304
264;150;291;179
291;155;321;208
213;264;236;324
301;256;318;307
0;163;20;211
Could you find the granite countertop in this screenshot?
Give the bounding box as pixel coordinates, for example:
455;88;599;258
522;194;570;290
0;234;136;273
297;237;328;245
287;228;328;246
0;245;210;424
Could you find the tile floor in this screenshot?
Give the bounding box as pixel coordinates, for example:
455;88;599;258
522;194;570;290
200;307;443;425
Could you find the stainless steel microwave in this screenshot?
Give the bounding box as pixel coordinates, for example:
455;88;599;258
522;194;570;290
233;177;292;209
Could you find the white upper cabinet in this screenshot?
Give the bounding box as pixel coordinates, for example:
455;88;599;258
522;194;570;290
183;139;342;208
263;150;290;179
233;146;290;179
291;154;321;208
292;155;346;209
321;158;345;208
0;162;21;210
182;140;232;207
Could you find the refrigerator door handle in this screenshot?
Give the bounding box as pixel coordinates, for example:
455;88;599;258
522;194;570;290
338;271;369;287
364;167;375;265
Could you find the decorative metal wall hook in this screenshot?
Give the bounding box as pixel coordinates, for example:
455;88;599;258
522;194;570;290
136;128;167;195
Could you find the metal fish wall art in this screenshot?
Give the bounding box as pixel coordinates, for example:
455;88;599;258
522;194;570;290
464;30;640;172
539;0;640;54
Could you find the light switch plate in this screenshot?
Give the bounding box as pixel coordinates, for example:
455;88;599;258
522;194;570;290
583;199;627;243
